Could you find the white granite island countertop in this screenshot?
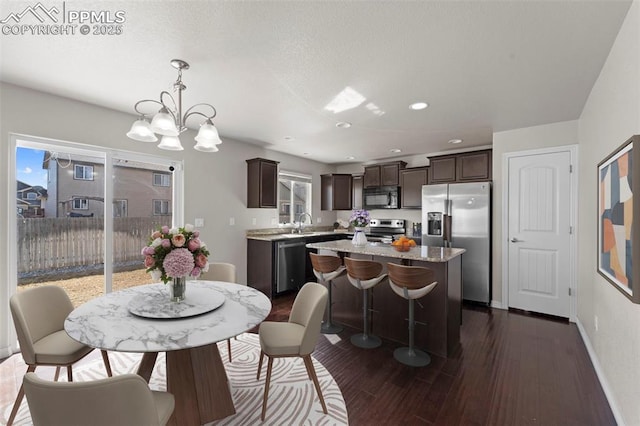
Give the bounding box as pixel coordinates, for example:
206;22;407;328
306;239;465;262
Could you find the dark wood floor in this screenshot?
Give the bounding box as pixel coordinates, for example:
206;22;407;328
260;293;616;426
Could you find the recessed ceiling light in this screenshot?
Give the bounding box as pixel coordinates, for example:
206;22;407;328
303;152;310;156
284;136;295;141
336;121;352;128
346;156;355;160
390;148;402;153
448;139;463;144
409;102;428;110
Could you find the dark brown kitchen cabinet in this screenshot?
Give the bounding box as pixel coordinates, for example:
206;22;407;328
247;239;274;298
321;174;353;210
352;174;363;210
429;156;457;183
363;165;381;188
428;150;492;183
457;150;492;181
400;167;428;208
363;161;407;188
246;158;279;208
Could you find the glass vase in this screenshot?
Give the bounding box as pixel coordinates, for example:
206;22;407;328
352;227;368;246
170;276;186;302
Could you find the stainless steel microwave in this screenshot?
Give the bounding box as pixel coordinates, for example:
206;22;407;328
363;186;399;209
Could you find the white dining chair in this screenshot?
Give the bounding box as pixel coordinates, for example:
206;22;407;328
8;285;113;426
256;282;329;421
23;372;175;426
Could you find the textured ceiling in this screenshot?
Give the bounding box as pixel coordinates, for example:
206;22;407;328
0;0;632;164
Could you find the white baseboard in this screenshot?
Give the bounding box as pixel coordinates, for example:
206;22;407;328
490;300;506;309
576;318;624;426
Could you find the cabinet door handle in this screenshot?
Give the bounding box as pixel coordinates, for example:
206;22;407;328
510;238;520;243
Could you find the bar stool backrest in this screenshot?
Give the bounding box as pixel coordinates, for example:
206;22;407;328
344;257;383;280
387;263;435;289
387;263;437;300
309;253;342;274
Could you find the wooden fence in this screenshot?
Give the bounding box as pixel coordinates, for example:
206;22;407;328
17;217;166;274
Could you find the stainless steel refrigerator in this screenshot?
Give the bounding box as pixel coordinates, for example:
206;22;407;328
422;182;491;304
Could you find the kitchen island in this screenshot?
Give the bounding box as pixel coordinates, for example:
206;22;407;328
305;240;465;358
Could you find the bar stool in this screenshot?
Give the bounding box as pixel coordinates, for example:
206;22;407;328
344;257;387;349
387;263;438;367
309;252;346;334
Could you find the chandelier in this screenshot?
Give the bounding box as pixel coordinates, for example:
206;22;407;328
126;59;222;152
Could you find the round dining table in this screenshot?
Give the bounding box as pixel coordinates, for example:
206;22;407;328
64;280;272;426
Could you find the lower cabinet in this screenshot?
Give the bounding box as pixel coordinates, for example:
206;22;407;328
329;254;461;358
247;234;348;299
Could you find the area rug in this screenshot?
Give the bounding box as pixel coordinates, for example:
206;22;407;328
0;333;348;425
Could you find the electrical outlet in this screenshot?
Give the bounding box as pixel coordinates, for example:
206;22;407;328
194;218;204;227
271;218;277;225
595;315;599;331
317;217;322;224
229;217;235;226
252;218;257;226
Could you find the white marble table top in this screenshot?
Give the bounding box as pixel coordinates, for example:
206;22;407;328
65;281;272;353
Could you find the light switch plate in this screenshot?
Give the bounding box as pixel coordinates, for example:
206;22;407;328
252;218;257;226
229;217;235;226
194;218;204;227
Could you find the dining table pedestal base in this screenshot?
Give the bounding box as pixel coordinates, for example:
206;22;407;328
138;343;236;426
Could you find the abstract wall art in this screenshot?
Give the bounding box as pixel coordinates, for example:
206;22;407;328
598;135;639;303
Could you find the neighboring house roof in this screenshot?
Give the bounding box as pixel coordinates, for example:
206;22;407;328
17;180;48;207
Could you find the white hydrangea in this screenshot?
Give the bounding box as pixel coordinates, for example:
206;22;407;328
184;224;194;232
169;227;179;235
150;238;162;247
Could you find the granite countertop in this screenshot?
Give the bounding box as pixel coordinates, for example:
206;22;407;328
246;230;350;242
306;239;465;262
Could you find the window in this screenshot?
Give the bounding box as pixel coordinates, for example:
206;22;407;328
278;171;312;224
25;192;37;200
74;164;94;180
113;200;127;218
153;199;170;215
73;198;89;210
153;173;171;187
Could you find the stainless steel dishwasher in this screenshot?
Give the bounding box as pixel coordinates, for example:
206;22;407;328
275;240;306;294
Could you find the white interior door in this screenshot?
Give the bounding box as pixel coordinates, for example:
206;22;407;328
507;150;573;317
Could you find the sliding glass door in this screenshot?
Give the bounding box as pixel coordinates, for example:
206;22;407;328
12;136;181;308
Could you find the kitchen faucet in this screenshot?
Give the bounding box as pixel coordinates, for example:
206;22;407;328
296;212;313;233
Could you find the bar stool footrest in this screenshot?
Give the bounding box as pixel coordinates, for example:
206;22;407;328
394;347;431;367
350;333;382;349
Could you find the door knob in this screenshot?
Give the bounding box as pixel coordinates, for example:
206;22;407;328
511;238;520;243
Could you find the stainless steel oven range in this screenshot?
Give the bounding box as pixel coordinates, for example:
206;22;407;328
365;218;406;242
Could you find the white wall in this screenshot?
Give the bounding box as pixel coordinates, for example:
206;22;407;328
577;0;640;423
0;82;338;355
491;120;579;304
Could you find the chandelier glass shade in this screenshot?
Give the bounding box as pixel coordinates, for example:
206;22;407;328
126;59;223;152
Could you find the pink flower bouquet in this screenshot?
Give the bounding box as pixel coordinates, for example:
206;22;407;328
141;224;210;283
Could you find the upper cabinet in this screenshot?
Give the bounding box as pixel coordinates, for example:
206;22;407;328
246;158;279;208
363;161;407;188
428;150;492;183
400;167;429;209
321;174;353;211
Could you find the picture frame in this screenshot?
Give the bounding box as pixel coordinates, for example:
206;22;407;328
597;135;639;303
